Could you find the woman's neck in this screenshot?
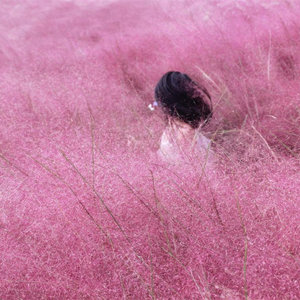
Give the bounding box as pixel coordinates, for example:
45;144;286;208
166;119;197;143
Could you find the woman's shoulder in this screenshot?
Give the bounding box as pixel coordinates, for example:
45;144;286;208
195;132;212;153
157;128;214;165
158;129;181;162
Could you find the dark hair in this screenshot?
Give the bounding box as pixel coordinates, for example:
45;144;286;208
154;71;212;128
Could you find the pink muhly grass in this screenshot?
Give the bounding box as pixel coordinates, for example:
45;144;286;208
0;0;299;299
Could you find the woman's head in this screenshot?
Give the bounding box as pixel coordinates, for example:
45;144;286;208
154;71;212;128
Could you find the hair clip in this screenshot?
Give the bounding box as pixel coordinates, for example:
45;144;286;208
148;101;158;111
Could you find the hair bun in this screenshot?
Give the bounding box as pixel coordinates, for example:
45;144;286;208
155;71;212;128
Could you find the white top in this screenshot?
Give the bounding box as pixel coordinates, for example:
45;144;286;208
157;121;214;166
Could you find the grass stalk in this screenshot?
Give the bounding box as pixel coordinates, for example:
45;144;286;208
0;152;29;177
235;193;249;300
29;154;114;248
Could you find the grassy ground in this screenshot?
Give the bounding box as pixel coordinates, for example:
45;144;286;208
0;0;299;298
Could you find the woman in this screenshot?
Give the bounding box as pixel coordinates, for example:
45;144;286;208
154;71;213;165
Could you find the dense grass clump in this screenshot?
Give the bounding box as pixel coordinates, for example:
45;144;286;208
0;0;299;298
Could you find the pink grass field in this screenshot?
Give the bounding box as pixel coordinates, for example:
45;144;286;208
0;0;300;299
